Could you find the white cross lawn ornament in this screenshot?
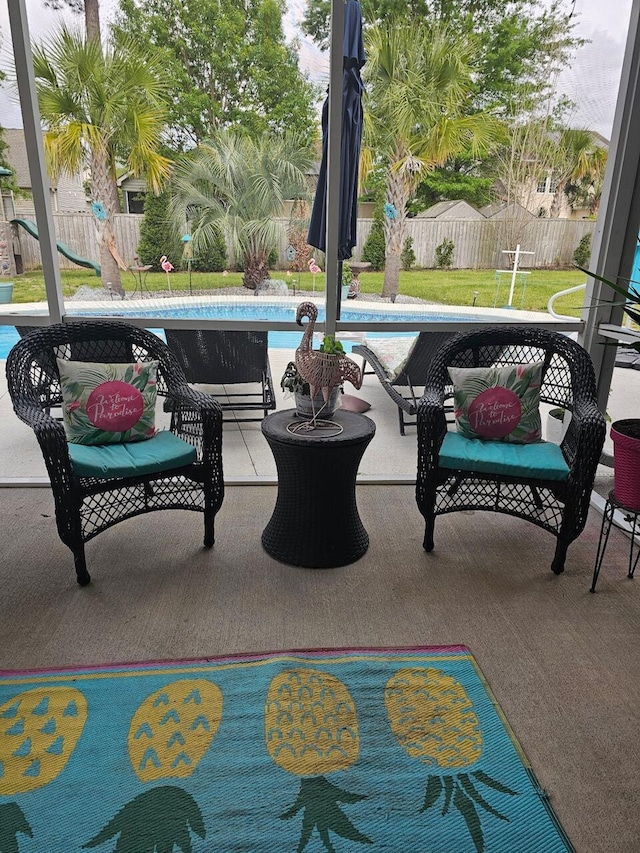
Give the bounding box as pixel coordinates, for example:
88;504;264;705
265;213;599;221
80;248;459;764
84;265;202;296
496;244;535;307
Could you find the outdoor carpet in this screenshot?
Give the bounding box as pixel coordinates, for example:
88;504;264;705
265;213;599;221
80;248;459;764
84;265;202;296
0;646;574;853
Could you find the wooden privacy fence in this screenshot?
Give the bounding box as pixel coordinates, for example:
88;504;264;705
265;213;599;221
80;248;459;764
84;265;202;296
13;213;595;272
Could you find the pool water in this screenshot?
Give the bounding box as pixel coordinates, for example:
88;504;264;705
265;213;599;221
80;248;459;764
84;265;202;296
0;302;481;359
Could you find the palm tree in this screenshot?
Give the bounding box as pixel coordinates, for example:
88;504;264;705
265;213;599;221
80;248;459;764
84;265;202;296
169;129;313;289
549;129;607;218
362;20;501;298
32;28;171;295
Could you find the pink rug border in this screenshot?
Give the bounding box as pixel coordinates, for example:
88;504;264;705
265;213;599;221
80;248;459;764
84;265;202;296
0;645;470;679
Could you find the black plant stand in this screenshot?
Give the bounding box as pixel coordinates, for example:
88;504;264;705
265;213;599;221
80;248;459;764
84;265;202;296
591;490;640;592
261;409;375;568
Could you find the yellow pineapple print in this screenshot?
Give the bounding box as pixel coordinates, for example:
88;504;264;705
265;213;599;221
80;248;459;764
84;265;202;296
84;679;222;852
385;667;518;853
128;679;222;782
265;668;371;852
0;685;87;852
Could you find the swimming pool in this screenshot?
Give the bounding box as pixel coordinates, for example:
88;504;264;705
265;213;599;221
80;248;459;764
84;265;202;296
0;301;497;359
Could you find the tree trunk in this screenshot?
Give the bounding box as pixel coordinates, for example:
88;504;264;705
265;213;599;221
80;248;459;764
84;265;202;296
381;164;410;299
243;253;269;290
84;0;101;41
549;183;566;219
91;149;124;296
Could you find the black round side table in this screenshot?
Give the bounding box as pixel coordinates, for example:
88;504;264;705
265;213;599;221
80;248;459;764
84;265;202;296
591;490;640;592
261;409;376;568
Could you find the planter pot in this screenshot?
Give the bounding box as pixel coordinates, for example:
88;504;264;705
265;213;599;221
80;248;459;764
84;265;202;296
611;419;640;509
546;408;570;444
0;281;13;304
294;386;341;419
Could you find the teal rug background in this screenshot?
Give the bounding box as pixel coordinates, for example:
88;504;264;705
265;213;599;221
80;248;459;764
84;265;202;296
0;646;574;853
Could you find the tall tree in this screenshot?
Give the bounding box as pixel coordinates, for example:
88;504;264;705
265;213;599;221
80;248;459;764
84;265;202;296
44;0;101;40
170;128;313;289
32;28;171;294
303;0;581;112
112;0;318;149
362;20;500;297
548;129;608;218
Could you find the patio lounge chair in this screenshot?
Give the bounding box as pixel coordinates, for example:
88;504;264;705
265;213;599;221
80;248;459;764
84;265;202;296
415;326;606;574
6;321;224;586
163;329;276;421
352;331;456;434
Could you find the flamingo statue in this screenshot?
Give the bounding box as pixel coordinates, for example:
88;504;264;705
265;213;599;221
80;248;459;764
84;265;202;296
159;255;174;293
308;258;322;291
295;302;362;421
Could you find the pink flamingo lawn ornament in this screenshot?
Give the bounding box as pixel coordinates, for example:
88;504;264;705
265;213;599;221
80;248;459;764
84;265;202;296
159;255;174;293
308;257;322;291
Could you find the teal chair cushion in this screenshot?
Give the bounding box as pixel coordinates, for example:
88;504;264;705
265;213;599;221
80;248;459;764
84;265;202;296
439;431;570;481
68;430;197;478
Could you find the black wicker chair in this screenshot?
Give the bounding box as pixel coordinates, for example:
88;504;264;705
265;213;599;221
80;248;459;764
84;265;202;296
416;326;606;574
163;329;276;421
6;321;224;586
353;331;456;434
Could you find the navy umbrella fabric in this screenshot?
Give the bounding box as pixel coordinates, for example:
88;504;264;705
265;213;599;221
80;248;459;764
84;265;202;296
307;0;365;263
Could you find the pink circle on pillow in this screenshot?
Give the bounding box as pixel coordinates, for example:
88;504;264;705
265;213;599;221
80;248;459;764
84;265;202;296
468;387;522;439
86;380;144;432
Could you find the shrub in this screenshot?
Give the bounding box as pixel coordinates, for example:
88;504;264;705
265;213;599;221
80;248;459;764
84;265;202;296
435;237;455;269
362;210;386;270
573;233;592;268
137;189;182;272
401;236;416;270
189;227;228;272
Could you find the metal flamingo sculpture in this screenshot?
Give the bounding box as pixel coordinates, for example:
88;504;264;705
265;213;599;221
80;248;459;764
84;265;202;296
160;255;174;293
308;258;322;291
295;302;362;408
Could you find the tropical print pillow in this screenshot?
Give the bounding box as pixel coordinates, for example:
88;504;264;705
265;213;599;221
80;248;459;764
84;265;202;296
447;362;544;444
57;359;158;445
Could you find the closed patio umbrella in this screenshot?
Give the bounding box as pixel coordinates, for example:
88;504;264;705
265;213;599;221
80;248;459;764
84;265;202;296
307;0;365;264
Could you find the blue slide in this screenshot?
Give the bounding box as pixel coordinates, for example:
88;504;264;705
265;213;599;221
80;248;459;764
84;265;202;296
11;217;101;276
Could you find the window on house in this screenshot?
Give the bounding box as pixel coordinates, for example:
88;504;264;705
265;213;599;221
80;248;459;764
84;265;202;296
536;179;548;193
548;178;559;193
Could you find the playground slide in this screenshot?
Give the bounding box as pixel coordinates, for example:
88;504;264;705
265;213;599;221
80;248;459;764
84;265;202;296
11;218;101;276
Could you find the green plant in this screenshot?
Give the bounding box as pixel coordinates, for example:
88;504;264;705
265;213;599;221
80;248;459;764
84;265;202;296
138;188;182;272
319;335;345;354
189;228;228;272
401;236;416;271
341;264;353;287
435;237;454;269
362;213;386;270
573;234;592;268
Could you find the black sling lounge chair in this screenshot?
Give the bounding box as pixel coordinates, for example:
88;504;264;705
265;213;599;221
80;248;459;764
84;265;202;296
163;329;276;421
352;331;456;434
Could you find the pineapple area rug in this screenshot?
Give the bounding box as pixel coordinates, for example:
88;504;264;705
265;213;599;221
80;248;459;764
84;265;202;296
0;646;574;853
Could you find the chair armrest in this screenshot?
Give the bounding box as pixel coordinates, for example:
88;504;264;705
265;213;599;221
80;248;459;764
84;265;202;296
165;383;223;463
12;398;76;490
561;397;606;475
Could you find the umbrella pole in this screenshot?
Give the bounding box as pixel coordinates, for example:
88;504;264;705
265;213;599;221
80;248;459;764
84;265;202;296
337;260;343;321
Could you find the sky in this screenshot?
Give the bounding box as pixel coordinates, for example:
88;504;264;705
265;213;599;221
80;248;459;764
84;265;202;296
0;0;634;139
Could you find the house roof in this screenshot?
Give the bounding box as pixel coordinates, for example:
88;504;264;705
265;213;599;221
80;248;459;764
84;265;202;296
415;200;483;218
479;201;535;220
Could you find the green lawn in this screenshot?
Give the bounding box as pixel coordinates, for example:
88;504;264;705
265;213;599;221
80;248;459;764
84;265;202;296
9;267;588;318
